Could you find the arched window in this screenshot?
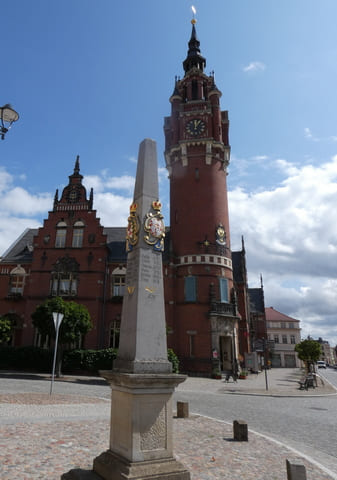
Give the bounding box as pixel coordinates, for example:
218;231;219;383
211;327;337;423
51;256;79;297
111;266;126;297
72;220;85;248
9;265;26;295
55;220;67;248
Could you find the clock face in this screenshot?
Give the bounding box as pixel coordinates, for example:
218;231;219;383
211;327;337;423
68;188;79;203
186;118;206;137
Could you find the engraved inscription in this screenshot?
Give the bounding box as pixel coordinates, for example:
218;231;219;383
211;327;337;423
141;253;152;283
126;254;138;286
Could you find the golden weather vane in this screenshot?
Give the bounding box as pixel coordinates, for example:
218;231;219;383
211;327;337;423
191;5;197;24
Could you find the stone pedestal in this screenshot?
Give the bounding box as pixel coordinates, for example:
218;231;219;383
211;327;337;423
93;371;189;480
61;139;190;480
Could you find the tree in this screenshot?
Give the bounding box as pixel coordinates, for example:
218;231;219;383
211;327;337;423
32;297;92;375
295;339;321;371
0;315;12;345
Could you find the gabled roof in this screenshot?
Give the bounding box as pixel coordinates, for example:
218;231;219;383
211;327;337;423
265;307;299;323
0;228;38;263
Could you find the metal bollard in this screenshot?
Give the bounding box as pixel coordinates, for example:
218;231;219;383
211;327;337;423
286;459;307;480
177;401;189;418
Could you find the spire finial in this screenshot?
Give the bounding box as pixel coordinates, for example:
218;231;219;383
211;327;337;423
74;155;80;175
191;5;197;24
183;8;206;73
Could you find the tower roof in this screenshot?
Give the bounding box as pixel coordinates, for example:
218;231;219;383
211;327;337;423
183;21;206;73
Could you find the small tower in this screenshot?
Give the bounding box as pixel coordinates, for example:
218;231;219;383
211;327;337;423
164;16;239;376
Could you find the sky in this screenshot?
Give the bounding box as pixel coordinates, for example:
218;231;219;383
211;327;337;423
2;0;337;346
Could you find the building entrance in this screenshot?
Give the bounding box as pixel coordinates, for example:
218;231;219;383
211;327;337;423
219;335;232;371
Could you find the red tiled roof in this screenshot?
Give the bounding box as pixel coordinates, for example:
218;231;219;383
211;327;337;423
265;307;299;322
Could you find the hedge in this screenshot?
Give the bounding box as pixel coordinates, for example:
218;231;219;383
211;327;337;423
62;348;118;373
0;346;53;372
0;346;179;374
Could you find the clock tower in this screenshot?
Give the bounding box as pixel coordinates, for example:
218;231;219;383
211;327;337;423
164;18;239;376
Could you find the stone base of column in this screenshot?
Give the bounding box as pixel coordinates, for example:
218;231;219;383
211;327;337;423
92;449;190;480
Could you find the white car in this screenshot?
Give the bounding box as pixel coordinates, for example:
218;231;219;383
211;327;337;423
316;361;326;369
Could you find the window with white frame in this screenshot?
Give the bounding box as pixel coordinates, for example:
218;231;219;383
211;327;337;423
111;267;126;297
110;319;120;348
274;334;279;344
55;221;67;248
282;334;288;344
51;256;79;297
9;265;26;295
51;273;77;296
72;220;85;248
290;335;296;344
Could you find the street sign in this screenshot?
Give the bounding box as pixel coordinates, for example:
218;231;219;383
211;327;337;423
50;312;64;395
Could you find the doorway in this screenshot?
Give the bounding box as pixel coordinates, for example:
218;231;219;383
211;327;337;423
219;335;232;371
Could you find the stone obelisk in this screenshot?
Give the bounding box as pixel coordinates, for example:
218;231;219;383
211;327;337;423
62;139;190;480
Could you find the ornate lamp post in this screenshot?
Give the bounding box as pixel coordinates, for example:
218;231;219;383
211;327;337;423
0;104;19;140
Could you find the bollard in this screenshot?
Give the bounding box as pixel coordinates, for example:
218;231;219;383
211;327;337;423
286;459;307;480
233;420;248;441
177;401;189;418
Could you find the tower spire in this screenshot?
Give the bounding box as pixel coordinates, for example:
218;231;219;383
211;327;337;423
183;16;206;73
74;155;80;176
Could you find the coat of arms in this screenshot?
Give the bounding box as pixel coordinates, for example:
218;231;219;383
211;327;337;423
126;203;140;253
144;200;165;252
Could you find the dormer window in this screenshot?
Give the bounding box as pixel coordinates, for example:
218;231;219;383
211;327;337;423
55;220;67;248
72;220;85;248
9;265;26;295
111;267;126;298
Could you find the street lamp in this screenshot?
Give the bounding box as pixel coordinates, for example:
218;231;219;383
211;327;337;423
0;104;19;140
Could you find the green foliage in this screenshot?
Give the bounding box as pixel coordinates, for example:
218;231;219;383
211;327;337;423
31;297;92;347
168;348;179;373
0;315;12;344
63;348;118;373
0;346;53;371
295;339;321;363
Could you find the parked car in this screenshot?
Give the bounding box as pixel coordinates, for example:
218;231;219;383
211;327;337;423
316;361;327;369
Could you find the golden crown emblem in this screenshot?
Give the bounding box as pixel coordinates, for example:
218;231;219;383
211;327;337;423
129;203;138;213
152;200;162;211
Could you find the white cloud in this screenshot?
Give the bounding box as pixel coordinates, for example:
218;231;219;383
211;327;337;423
2;156;337;345
94;192;131;226
229;154;337;345
84;173;135;194
304;127;319;141
243;61;266;73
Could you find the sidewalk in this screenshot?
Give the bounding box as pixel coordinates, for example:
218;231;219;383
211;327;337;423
0;369;337;480
177;367;337;397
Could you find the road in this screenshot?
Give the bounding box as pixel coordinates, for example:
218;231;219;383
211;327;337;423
174;367;337;475
1;369;337;475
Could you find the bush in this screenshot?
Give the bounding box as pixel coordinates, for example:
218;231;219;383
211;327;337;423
0;346;179;375
0;346;53;372
62;348;118;373
168;348;179;373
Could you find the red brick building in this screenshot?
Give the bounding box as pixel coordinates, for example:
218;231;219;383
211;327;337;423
0;22;266;376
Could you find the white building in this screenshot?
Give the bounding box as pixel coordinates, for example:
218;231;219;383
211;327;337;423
265;307;301;368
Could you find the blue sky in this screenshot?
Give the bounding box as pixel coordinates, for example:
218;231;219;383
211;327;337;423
2;1;337;346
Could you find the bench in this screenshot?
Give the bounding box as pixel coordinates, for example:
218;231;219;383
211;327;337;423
299;374;316;390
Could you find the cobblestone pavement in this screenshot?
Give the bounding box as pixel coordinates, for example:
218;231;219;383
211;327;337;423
1;369;336;479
